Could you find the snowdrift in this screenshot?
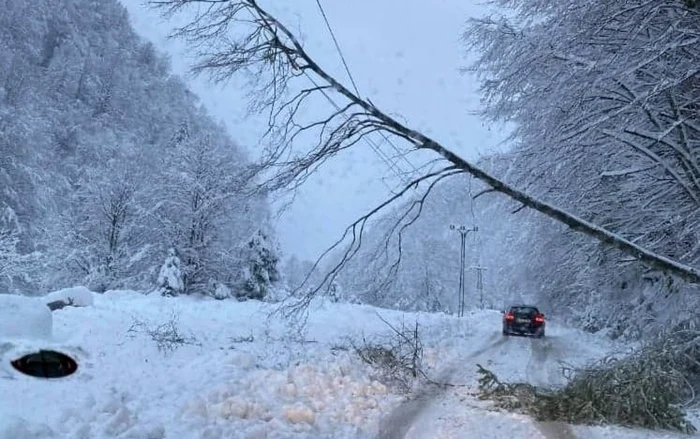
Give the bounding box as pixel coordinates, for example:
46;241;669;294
0;295;52;341
44;286;95;309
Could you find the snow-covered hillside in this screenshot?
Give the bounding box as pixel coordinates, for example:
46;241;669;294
0;291;695;438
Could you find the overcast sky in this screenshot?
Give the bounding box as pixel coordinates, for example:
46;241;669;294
119;0;508;261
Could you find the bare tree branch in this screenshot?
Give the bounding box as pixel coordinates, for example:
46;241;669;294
473;188;496;200
273;166;462;319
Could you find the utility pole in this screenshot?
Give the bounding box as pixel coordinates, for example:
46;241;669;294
470;265;488;309
449;224;478;317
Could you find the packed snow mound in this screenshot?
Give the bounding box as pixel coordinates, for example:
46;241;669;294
0;294;52;340
44;286;95;308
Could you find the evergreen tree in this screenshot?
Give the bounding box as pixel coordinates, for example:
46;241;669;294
237;230;280;300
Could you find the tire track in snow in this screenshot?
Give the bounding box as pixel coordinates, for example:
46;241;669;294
527;337;553;386
375;328;579;438
526;335;579;439
375;366;461;439
468;332;509;358
374;331;511;438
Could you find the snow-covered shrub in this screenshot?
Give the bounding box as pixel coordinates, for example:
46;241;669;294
352;318;424;393
237;230;280;301
156;249;184;297
211;281;233;300
127;312;198;354
327;281;341;303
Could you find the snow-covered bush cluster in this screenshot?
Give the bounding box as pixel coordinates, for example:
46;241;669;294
0;0;280;299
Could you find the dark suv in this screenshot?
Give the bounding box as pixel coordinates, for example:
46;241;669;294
502;305;546;338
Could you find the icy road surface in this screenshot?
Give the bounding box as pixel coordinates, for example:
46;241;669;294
0;290;696;438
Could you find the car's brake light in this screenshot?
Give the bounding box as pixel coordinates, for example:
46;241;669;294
505;312;515;321
534;314;545;324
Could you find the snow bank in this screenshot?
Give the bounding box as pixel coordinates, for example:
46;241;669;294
0;294;52;340
44;286;95;308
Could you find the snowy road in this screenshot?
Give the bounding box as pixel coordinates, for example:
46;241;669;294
374;327;581;439
375;319;689;439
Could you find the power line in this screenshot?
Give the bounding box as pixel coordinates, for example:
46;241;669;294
302;70;407;191
314;0;361;99
312;0;422;178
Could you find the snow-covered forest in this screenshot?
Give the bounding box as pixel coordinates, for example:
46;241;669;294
0;0;279;298
321;0;700;341
467;0;700;339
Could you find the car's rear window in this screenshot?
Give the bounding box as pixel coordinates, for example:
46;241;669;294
510;306;539;316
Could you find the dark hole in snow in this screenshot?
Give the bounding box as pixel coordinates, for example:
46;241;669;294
10;350;78;378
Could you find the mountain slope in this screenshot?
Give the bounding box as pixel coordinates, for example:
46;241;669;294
0;0;272;295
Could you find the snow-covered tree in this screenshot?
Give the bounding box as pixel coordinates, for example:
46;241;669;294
157;248;184;297
155;124;263;295
237;229;281;301
465;0;700;250
211;281;233;300
327;280;341;303
0;205;22;293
